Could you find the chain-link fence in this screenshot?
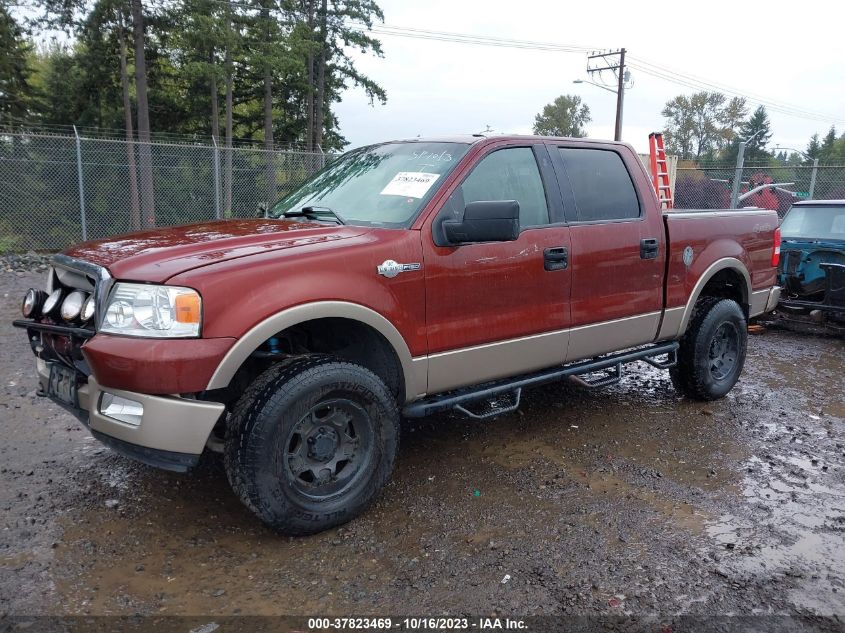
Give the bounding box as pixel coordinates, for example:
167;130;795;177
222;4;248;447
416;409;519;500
0;131;328;252
674;164;845;217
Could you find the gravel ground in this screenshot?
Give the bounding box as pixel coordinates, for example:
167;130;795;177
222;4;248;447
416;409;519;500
1;269;843;629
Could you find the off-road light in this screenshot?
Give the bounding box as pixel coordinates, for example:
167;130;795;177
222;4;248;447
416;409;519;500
81;295;96;322
60;291;87;321
42;288;63;316
99;392;143;427
21;288;47;318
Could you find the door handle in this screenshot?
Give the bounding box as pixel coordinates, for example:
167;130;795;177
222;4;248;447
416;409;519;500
640;238;659;260
544;246;568;271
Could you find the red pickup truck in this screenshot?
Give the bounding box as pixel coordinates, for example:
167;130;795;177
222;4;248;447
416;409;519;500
15;135;781;534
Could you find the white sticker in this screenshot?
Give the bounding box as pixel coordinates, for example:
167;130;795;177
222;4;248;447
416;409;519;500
380;172;440;199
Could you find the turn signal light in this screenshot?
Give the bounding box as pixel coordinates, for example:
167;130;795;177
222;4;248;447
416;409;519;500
175;293;201;324
771;227;781;267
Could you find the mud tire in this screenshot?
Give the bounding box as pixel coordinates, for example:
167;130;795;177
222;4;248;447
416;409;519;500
224;355;399;535
670;298;747;401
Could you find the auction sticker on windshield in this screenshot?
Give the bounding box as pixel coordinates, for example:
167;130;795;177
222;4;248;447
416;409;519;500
380;172;440;198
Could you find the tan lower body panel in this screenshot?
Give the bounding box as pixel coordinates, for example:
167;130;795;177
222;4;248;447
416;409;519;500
423;311;665;395
426;329;569;394
750;287;781;317
86;377;225;455
37;358;225;454
565;311;662;363
657;306;685;341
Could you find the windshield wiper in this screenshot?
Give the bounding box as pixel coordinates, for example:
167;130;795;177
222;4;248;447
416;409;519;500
282;205;346;225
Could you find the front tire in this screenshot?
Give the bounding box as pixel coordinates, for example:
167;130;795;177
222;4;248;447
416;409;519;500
670;298;747;401
225;356;399;535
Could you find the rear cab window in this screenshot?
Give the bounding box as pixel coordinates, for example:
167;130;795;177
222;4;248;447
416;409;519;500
556;147;641;223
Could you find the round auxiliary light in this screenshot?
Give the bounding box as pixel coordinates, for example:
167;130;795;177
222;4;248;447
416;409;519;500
60;291;87;321
21;288;47;318
42;288;63;316
81;295;96;322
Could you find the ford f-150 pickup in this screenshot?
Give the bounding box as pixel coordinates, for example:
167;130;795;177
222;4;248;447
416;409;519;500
14;135;782;534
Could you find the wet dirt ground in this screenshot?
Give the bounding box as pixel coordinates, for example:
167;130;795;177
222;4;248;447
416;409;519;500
1;270;844;627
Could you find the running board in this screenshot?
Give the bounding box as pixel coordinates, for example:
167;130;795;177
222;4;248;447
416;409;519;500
402;342;679;419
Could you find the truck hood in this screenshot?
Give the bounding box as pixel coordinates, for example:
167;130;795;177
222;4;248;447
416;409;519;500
64;219;369;283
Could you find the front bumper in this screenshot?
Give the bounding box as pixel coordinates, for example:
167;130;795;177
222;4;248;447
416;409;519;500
35;358;225;472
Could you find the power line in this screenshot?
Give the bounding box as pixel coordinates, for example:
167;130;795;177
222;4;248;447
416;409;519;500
366;24;598;54
350;23;844;126
626;57;844;124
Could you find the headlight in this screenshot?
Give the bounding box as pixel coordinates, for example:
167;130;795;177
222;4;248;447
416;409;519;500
101;282;202;338
60;291;87;321
42;289;63;316
22;288;47;318
81;295;96;322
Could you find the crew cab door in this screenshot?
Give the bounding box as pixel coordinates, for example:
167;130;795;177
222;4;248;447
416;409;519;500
421;143;572;394
548;142;666;362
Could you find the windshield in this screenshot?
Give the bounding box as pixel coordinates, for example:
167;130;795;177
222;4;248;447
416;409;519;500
780;205;845;241
270;142;470;227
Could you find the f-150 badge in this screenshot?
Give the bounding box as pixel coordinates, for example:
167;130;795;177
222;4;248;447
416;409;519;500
377;259;421;278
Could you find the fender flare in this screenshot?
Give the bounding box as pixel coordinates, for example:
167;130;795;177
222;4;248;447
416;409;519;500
205;301;426;402
676;257;751;337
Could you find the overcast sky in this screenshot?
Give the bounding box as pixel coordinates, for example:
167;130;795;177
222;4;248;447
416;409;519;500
334;0;845;154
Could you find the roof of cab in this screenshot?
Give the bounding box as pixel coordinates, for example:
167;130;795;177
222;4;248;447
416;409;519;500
385;134;628;147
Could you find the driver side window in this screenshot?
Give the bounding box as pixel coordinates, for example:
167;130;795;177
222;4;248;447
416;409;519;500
445;147;550;228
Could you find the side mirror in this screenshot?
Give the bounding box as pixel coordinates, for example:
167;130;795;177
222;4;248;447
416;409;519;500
443;200;520;244
256;202;268;218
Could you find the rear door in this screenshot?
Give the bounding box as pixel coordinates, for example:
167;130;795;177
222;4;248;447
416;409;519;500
549;143;666;362
421;143;572;393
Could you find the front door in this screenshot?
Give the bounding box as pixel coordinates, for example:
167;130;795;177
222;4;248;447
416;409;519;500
421;144;572;394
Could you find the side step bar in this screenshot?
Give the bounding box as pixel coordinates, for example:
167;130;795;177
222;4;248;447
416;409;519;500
402;342;678;419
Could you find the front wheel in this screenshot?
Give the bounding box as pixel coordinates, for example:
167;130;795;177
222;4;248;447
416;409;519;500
224;356;399;535
670;298;748;401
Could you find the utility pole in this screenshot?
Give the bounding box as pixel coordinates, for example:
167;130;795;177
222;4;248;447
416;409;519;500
586;48;627;141
730;141;747;209
731;129;766;209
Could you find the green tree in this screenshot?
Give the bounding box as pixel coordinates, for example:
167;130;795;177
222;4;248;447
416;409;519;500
0;4;37;124
717;96;748;149
298;0;387;150
737;105;772;163
661;92;746;161
806;133;821;161
532;94;590;138
23;0;385;151
661;95;695;160
817;126;845;163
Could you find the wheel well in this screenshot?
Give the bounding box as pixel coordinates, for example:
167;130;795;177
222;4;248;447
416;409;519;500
223;318;405;406
698;268;749;315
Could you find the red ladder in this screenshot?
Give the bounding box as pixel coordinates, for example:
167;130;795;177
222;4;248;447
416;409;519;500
648;132;673;210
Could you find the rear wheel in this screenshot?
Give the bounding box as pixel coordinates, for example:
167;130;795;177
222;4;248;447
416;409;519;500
224;355;399;535
670;298;747;401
